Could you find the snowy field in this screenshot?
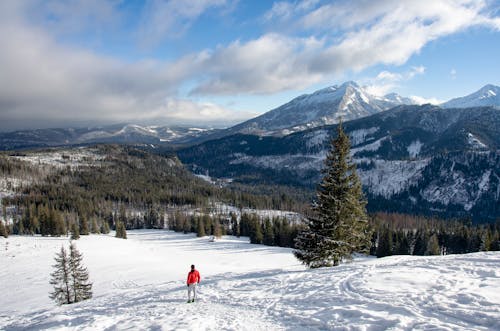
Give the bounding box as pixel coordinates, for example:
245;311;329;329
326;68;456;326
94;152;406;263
1;231;499;330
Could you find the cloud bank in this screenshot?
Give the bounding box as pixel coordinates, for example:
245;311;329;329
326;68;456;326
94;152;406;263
0;0;499;130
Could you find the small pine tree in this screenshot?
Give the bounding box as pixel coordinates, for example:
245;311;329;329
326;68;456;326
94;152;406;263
115;221;127;239
376;227;393;258
425;234;440;256
213;219;222;238
71;222;80;240
263;218;274;246
79;215;89;235
197;218;206;237
68;243;93;303
101;221;110;234
49;246;72;305
294;121;371;268
90;217;100;234
0;220;8;238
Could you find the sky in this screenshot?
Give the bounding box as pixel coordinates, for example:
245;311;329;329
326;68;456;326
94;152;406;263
0;0;499;131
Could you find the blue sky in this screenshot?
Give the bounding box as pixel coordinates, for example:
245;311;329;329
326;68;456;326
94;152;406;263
0;0;499;130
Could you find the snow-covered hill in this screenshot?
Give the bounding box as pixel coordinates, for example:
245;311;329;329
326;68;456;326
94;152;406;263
442;84;500;108
1;231;499;330
229;81;413;135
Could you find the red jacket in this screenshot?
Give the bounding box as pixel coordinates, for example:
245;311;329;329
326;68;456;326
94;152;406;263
187;269;201;285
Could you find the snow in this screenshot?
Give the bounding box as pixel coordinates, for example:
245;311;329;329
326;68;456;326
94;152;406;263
407;140;423;158
230;152;326;172
1;231;499;330
467;133;487;149
12;148;105;169
421;170;492;211
349;127;379;146
305;130;329;149
357;158;431;198
480;90;496;98
350;136;387;155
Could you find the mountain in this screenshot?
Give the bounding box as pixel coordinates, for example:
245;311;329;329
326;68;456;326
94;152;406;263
177;105;500;221
0;124;217;150
442;84;500;108
228;81;414;135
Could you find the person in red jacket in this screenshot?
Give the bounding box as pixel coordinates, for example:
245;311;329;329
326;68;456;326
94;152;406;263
186;264;201;303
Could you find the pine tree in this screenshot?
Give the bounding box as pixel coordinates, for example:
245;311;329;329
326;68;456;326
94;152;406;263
68;243;93;303
425;234;440;255
115;221;127;239
90;217;100;234
49;246;72;305
294;121;371;267
213;219;222;238
79;215;89;235
263;218;274;246
197;218;206;237
71;222;80;240
101;220;110;234
376;227;393;258
0;220;7;238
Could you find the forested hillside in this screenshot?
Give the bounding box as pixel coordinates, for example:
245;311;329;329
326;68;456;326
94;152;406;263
0;145;310;237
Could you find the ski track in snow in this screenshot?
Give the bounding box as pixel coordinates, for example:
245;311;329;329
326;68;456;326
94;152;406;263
1;231;499;331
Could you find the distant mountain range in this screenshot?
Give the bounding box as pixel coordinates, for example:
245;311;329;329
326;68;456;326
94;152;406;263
177;104;500;221
1;82;498;151
1;82;499;220
0;124;218;151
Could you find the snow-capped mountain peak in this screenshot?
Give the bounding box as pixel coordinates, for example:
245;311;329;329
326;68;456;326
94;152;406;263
441;84;500;108
230;81;412;135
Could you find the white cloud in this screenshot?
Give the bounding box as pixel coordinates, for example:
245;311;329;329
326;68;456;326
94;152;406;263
1;0;499;130
136;0;229;47
191;0;499;95
162;98;257;125
364;66;426;96
264;0;319;22
409;95;443;105
191;34;325;95
450;68;457;79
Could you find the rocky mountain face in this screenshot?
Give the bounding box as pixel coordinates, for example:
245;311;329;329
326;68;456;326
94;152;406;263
177;105;500;221
442;84;500;108
229;81;413;136
0;124;217;150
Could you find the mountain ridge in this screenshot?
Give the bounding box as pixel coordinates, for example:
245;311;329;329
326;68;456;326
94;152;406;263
177;104;500;220
1;83;499;150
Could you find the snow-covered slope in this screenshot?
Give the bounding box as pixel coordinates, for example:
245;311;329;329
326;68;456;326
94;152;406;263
442;84;500;108
230;81;413;135
1;231;499;330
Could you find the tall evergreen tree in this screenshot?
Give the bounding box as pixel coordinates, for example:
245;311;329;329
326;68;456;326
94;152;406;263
49;246;72;305
68;243;93;303
294;121;371;267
